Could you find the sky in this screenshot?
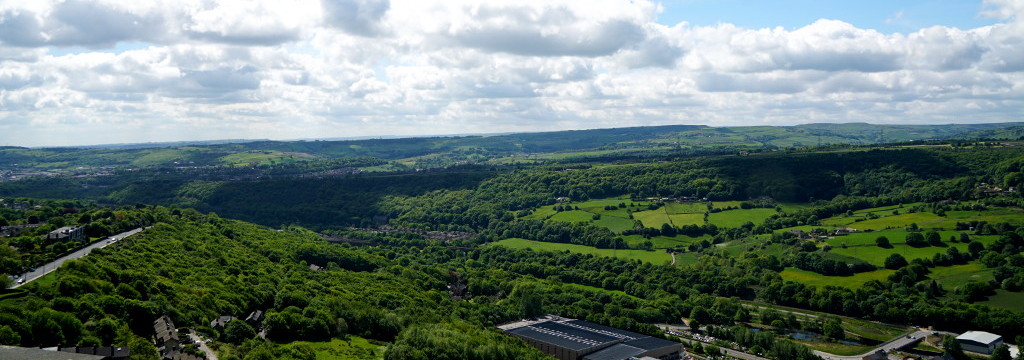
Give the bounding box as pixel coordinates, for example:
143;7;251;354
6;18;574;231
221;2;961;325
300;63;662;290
0;0;1022;147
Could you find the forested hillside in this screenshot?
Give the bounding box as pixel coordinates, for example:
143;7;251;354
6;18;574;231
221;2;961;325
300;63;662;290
2;122;1021;172
2;136;1024;360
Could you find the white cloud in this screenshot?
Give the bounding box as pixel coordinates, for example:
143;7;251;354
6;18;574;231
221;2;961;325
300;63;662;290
0;0;1022;147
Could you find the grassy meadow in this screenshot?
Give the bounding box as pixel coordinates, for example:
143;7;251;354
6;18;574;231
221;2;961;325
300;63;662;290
489;238;674;265
779;268;895;289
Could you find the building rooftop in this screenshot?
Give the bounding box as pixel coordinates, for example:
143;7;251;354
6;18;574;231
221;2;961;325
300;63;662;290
506;321;621;351
0;346;107;360
564;320;645;340
501;316;682;360
623;336;680;351
957;331;1002;345
582;344;644;360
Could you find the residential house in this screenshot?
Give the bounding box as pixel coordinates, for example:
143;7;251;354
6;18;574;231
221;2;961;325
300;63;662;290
210;315;236;330
46;225;84;241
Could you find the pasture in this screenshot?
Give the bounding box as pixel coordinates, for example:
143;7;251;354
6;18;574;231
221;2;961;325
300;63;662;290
927;263;994;289
980;290;1024;312
634;208;672;228
668;213;704;226
489;238;673;265
665;202;707;214
830;241;983;267
780;268;895;289
621;234;709;249
707;208;777;228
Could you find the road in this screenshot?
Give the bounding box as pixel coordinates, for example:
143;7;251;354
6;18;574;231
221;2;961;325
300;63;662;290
658;323;939;360
188;329;218;360
9;227;145;289
812;330;931;360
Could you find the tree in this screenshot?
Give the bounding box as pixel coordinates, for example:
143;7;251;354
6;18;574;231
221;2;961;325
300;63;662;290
223;320;257;344
884;254;908;270
822;317;843;340
0;325;19;345
925;231;943;246
968;241;984;256
509;283;544;318
942;335;968;360
875;236;891;248
991;345;1012;360
905;232;927;247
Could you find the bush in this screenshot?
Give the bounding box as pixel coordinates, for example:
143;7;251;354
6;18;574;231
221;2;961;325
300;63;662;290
884;254;908;270
905;233;927;247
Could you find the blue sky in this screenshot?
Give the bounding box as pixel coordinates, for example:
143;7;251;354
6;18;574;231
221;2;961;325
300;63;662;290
1;0;1022;147
657;0;996;32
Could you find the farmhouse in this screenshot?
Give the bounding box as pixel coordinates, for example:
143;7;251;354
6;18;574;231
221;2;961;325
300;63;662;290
153;315;179;355
833;227;858;236
245;310;265;327
210;315;236;330
788;230;812;240
499;316;681;360
956;331;1003;354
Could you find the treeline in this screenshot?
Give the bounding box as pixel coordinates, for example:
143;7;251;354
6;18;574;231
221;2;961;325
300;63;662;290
487;220;625;249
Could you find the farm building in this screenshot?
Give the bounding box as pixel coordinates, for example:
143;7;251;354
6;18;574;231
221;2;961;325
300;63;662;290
499;316;681;360
956;331;1003;354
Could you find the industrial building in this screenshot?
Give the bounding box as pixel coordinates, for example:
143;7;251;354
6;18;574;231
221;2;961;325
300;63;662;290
500;316;682;360
956;331;1003;355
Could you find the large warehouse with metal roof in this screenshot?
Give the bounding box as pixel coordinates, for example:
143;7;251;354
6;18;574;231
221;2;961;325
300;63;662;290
956;331;1003;355
499;316;682;360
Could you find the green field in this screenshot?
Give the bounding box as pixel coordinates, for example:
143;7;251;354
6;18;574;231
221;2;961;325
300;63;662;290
707;208;777;228
524;197;645;233
593;216;637;233
633;208;672;228
928;263;994;289
665;202;707;214
668;213;704;226
220;151;314;166
780;268;895;289
489;238;673;265
980;290;1024;312
780;206;1018;268
831;241;984;267
548;210;595;223
823;230;996;249
621;234;709;249
823;206;1024;231
527;197;785;233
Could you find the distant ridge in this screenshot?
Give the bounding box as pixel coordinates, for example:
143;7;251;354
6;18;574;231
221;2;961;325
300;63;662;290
55;139;270;150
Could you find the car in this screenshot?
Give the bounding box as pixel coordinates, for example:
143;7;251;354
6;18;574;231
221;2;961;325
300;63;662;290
17;278;25;284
